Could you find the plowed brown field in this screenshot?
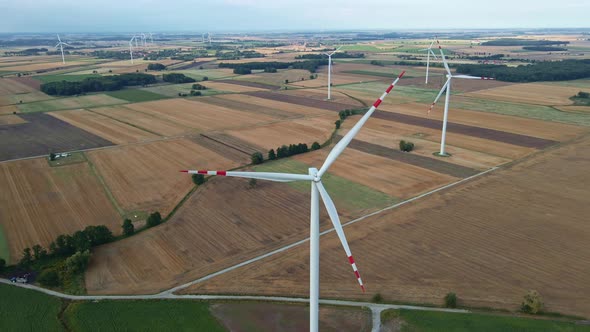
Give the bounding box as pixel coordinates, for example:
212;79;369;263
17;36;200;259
216;94;331;117
183;134;590;318
464;83;582;106
0;158;120;263
92;105;188;136
86;138;239;216
50;109;159;144
85;177;340;295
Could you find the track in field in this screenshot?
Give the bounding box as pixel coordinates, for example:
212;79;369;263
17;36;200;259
217;80;280;90
343;138;480;178
0;113;114;161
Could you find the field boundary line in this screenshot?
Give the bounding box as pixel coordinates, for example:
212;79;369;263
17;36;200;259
85;152;125;217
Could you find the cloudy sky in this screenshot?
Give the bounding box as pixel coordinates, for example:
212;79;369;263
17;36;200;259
1;0;588;33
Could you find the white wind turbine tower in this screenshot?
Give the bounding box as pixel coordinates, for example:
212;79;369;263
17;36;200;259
55;34;70;64
323;46;341;100
129;35;136;64
419;40;438;84
182;71;406;332
208;32;212;45
148;32;154;44
201;33;206;43
429;39;495;156
141;33;147;46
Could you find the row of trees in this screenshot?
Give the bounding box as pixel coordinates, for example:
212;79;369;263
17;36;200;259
219;59;330;75
40;73;157;96
147;63;166;71
162;73;196;83
482;39;569;47
456;59;590;82
523;46;567;52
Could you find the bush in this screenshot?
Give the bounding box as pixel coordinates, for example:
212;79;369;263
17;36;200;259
32;244;47;260
521;290;544;314
285;79;289;84
49;152;56;161
192;174;205;185
372;293;383;303
0;258;5;272
311;142;321;151
251;151;264;165
38;268;60;287
65;250;91;274
202;76;208;81
268;149;276;160
444;292;458;308
399;140;415;152
146;212;163;227
122;219;134;236
190;90;201;96
147;63;166;71
577;91;589;98
335;120;341;129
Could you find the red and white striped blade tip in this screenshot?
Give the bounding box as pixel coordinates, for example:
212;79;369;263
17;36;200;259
180;170;189;172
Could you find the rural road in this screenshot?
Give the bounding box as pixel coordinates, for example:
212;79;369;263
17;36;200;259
0;279;468;332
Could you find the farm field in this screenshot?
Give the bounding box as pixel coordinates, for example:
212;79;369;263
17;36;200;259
50;109;159;144
85;176;338;295
214;93;332;117
0;284;63;331
103;89;168;102
0;77;37;94
183;134;590;318
0;61;87;73
177;68;237;81
200;80;268;92
64;300;225;332
0;91;53;106
0;114;27;125
0;157;121;263
140;82;228;97
0;113;113;161
234;69;314;87
211;302;371;332
464;83;583;106
86;138;239;217
16;94;128;113
282;87;363;106
226;114;336;151
92;105;189;136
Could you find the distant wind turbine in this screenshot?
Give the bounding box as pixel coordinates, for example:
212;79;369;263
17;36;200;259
323;46;341;100
419;40;438;84
55;34;70;65
181;71;406;332
148;32;154;44
129;35;136;64
141;33;147;46
428;39;495;156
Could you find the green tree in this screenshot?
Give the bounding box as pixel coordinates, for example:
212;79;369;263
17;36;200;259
192;174;205;185
372;293;383;303
72;230;91;252
399;140;414;152
521;290;544;314
335;120;342;129
285;79;289;84
251;151;264;165
38;268;60;287
122;219;135;236
268;149;276;160
19;248;32;267
147;63;166;71
84;225;113;246
146;212;163;228
49;152;56;161
0;258;6;272
444;292;458;308
32;244;47;261
202;76;208;81
311;142;321;151
65;250;91;274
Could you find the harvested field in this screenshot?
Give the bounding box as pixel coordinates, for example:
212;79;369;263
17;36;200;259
92;105;189;137
289;73;373;88
295;148;456;199
216;79;279;90
49;109;159;144
211;303;371;332
555;105;590;113
200;133;265;156
1;61;87;72
0;113;113;161
198;95;302;119
190;135;251;164
85;177;337;295
10;77;42;90
234;69;316;87
226;114;336;151
183;134;590;318
198;81;267;92
0;78;36;95
0;105;18;115
0;91;53;106
382;102;587;141
465;83;583;106
0;114;27;125
16;94;128;113
0;158;120;263
86;138;239;216
246;90;357;112
216;94;331;117
283;88;364;107
125;98;277;133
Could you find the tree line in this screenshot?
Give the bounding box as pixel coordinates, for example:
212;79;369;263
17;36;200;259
523;46;568;52
219;59;330;75
295;52;365;59
456;59;590;82
162;73;196;83
40;73;157;96
482;39;570;46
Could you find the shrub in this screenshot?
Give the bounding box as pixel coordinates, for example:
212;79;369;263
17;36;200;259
251;152;264;165
311;142;321;151
192;174;205;185
285;79;289;84
268;149;276;160
577;91;589;98
202;76;208;81
65;250;91;274
190;90;201;96
147;63;166;71
146;212;163;227
122;219;134;236
372;293;383;303
38;268;60;287
49;152;56;161
444;292;458;308
399;140;415;152
19;248;32;267
335;120;341;129
0;258;5;272
521;290;544;314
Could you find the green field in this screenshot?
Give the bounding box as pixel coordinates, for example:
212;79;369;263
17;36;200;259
35;74;101;83
64;300;225;332
0;283;64;331
17;94;128;113
253;158;398;211
382;309;590;332
454;96;590;126
104;89;168;102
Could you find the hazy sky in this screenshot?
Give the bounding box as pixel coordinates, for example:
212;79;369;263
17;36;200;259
1;0;588;33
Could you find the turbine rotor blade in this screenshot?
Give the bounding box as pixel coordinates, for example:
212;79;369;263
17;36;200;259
316;181;364;292
430;49;438;59
181;170;313;182
436;39;452;76
428;78;450;114
317;71;405;178
57;34;61;42
454;74;495;80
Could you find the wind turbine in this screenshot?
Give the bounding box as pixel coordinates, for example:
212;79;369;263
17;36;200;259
141;33;147;46
148;32;154;44
55;34;70;65
202;33;206;43
323;46;341;100
428;39;494;156
419;40;438;84
208;32;212;45
129;35;136;64
181;71;406;332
